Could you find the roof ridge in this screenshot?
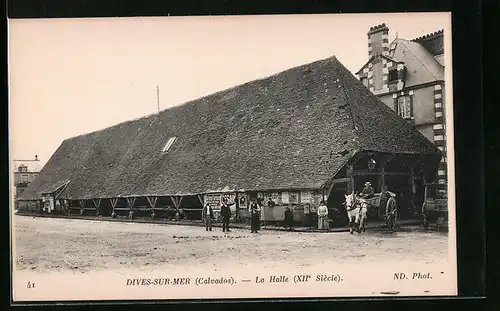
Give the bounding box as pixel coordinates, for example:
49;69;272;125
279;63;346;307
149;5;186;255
412;29;444;42
64;55;341;142
171;55;339;106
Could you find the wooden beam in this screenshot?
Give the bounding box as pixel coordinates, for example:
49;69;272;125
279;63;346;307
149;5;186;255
91;198;101;216
170;196;180;209
325;177;351;199
333;178;350;184
146;196;157;208
54;182;70;199
92;198;101;208
168;196;186;210
178;196;185;208
347;164;355;194
197;195;204;206
126;197;136;208
380;165;386;190
353;171;410;176
110;198;119;216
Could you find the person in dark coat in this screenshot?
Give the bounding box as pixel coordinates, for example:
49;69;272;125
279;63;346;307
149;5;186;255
284;206;294;231
249;199;261;233
220;200;231;232
378;186;391;220
202;203;214;231
360;181;375;199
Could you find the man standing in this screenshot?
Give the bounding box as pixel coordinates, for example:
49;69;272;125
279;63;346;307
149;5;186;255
284;206;294;231
310;204;317;229
221;200;231;232
379;186;391;220
202;203;214;231
303;203;311;229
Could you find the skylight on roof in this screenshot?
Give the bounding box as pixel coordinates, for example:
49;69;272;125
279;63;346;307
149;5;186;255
162;137;177;153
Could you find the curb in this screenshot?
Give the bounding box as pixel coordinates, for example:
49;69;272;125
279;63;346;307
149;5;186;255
14;213;421;233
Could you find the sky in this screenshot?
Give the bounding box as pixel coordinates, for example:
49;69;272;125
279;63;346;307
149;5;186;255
8;13;450;168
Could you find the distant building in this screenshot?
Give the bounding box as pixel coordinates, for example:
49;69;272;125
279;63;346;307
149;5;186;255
356;23;447;196
13;155;42;208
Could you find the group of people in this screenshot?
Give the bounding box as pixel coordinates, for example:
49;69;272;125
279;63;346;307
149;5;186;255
202;198;263;233
202;197;332;233
301;201;329;230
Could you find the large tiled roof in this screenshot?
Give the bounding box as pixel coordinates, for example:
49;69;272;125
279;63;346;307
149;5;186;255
19;56;441;200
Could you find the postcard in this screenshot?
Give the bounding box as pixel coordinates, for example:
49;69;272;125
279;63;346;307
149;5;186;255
9;13;456;302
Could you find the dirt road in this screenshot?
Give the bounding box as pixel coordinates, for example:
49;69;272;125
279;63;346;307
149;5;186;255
14;215;449;274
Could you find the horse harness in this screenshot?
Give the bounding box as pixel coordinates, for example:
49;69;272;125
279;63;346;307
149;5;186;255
346;195;358;212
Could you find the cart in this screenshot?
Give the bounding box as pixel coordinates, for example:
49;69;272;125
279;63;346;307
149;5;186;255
359;191;398;231
421;183;448;230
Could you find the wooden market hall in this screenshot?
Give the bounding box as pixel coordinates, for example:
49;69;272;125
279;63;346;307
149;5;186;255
16;56;442;228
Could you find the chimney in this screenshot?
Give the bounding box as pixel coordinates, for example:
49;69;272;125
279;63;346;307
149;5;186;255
35;155;38;161
368;23;389;58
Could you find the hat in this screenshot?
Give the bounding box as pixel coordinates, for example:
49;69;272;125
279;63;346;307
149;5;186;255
365;181;371;186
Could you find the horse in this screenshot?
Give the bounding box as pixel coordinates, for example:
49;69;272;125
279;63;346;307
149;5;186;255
344;193;368;234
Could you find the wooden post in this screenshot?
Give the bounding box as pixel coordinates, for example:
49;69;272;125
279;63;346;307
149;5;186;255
380;165;386;190
170;196;178;209
110;198;118;218
171;196;184;210
79;199;85;216
347;165;354;194
146;196;158;219
378;154;395;191
146;196;157;208
126;197;136;219
409;166;416;216
92;198;102;216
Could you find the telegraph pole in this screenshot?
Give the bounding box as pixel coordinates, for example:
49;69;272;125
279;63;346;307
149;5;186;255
157;85;160;114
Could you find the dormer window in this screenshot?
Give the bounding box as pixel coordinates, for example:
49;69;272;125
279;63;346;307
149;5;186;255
388;69;398;83
162;137;177;153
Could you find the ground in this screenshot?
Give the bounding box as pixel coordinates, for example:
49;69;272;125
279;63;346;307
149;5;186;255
14;215;449;274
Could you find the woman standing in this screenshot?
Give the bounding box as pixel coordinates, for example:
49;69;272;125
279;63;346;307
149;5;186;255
317;201;329;230
284;206;294;231
249;199;261;233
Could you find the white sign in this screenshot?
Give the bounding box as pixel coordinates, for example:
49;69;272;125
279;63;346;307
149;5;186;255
281;192;289;204
300;191;311;203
